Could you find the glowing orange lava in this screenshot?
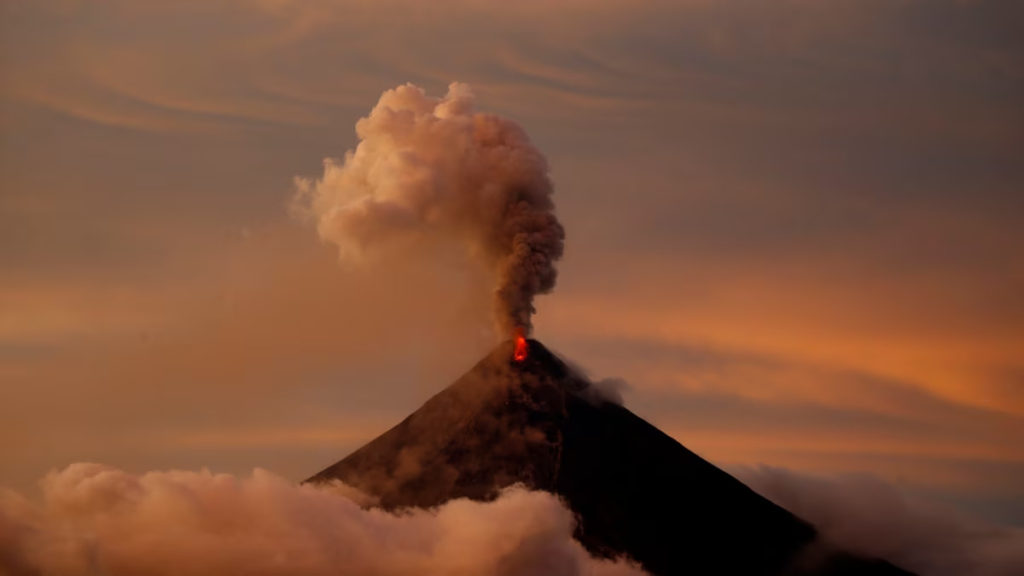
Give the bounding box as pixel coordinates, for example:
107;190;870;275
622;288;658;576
513;332;528;362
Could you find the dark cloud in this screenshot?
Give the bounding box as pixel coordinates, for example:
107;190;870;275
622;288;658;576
740;466;1024;576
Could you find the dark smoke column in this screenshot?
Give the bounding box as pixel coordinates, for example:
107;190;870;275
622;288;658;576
493;171;564;336
294;83;564;337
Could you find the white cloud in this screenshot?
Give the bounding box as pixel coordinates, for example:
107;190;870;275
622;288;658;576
0;463;645;576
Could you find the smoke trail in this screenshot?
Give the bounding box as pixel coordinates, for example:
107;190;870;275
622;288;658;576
293;83;564;337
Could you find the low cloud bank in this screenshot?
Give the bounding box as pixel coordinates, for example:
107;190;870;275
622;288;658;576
740;466;1024;576
0;463;644;576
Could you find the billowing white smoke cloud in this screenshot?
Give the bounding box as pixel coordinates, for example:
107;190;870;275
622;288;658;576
739;466;1024;576
294;82;564;337
0;463;644;576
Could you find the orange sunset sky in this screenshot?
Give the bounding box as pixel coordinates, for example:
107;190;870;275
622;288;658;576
1;0;1022;528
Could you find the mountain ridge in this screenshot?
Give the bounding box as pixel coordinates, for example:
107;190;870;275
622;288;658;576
307;339;913;576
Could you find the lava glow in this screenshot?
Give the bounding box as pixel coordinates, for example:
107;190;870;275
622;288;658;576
513;333;528;362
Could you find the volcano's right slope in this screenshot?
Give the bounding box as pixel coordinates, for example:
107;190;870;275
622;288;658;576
308;340;913;576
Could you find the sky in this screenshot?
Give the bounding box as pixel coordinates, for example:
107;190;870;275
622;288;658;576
1;0;1022;537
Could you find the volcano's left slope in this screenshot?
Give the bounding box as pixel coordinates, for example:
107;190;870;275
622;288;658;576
307;340;572;507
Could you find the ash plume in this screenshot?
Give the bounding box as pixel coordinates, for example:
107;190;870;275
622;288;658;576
293;82;564;337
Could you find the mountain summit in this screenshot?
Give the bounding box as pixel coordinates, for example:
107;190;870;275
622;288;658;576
307;339;912;576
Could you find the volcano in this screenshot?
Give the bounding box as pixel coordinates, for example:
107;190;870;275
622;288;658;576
307;339;912;576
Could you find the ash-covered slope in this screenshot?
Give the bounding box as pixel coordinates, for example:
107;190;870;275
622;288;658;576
307;340;912;576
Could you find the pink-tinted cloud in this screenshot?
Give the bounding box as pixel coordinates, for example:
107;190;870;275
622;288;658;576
0;463;645;576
